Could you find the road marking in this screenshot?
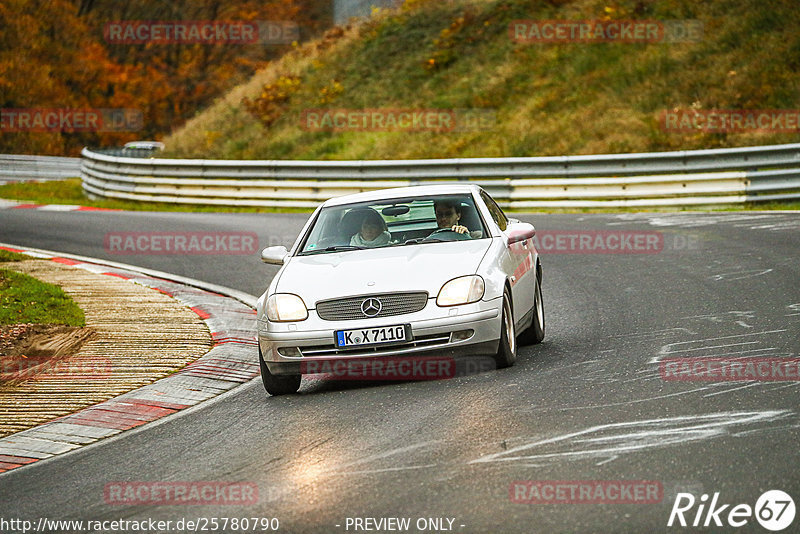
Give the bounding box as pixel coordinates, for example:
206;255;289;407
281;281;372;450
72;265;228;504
709;269;773;281
786;303;800;317
606;327;695;339
330;464;439;476
469;411;792;467
608;213;800;231
701;382;762;398
328;441;442;474
649;329;787;364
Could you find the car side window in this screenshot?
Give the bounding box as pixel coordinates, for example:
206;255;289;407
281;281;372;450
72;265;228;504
481;191;508;231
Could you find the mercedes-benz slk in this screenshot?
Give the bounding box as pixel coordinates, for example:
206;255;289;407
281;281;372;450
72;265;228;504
256;184;544;395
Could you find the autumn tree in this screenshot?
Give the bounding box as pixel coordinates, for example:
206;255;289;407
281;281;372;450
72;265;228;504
0;0;332;155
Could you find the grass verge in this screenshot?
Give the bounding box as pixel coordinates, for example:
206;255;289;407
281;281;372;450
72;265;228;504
0;267;86;326
0;249;29;262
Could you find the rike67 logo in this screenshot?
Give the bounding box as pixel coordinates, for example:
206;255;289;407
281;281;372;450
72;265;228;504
668;490;795;531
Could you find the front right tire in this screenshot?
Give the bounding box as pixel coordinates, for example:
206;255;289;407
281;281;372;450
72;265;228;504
259;346;301;396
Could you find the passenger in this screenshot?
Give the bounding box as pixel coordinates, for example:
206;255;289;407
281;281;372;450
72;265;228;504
350;210;391;247
433;199;472;239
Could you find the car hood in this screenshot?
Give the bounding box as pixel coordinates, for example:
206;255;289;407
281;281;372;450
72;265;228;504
276;240;492;305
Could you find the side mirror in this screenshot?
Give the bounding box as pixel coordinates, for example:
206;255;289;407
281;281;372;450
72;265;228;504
261;246;288;265
506;222;536;244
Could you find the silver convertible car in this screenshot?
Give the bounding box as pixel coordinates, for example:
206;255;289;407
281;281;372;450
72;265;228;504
256;184;544;395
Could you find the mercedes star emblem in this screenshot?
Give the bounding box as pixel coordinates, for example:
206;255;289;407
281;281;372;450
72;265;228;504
360;297;382;317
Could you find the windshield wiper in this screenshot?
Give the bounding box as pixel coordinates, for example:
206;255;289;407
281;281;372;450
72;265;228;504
324;245;365;251
300;245;365;255
397;238;445;246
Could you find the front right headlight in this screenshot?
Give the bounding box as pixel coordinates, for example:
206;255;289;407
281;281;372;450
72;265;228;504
436;275;485;307
266;293;308;322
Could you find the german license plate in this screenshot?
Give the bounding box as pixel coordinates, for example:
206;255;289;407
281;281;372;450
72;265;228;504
335;324;411;348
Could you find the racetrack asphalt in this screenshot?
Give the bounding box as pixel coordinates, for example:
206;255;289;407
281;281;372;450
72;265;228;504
0;207;798;533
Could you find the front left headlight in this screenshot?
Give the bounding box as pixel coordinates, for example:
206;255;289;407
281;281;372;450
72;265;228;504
266;293;309;322
436;275;485;307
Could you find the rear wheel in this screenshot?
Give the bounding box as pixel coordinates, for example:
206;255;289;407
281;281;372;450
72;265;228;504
259;346;300;396
493;288;517;369
519;272;545;345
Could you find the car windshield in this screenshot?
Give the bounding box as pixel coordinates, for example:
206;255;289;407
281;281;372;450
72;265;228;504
298;194;488;255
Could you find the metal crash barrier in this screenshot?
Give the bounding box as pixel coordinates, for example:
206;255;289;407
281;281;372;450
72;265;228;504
79;144;800;208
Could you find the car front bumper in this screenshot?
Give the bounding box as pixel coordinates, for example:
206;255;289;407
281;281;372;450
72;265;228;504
257;297;502;376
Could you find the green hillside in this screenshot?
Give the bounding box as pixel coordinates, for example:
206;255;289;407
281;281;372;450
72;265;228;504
163;0;800;160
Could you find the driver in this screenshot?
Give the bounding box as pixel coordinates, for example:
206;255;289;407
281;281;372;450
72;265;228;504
433;199;472;238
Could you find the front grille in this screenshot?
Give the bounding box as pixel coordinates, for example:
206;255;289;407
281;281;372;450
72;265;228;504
316;292;429;321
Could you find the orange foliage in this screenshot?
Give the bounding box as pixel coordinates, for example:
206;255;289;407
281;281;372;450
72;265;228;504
0;0;331;155
242;75;302;127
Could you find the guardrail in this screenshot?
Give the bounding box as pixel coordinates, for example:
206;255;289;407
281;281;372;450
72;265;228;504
0;154;82;181
80;144;800;208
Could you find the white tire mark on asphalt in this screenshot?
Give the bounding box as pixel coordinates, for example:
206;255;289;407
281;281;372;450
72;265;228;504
468;411;792;466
